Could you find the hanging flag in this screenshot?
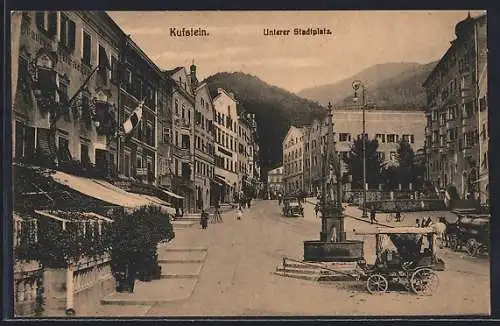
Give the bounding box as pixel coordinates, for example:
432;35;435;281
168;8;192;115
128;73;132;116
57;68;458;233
123;100;144;135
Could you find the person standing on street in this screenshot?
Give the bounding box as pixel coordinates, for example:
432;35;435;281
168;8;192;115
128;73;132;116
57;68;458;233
416;219;421;228
370;206;378;224
236;207;243;220
200;209;209;229
278;193;282;206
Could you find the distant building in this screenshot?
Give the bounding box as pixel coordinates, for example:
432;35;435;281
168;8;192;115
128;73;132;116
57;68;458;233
212;88;239;202
303;108;426;193
164;66;196;212
237;112;259;195
194;75;216;210
423;13;487;202
267;166;283;195
282;126;305;193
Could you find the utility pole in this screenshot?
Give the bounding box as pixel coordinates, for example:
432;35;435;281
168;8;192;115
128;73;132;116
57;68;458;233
352;80;368;219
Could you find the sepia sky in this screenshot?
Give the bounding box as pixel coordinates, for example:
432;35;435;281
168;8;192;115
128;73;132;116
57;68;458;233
107;10;486;93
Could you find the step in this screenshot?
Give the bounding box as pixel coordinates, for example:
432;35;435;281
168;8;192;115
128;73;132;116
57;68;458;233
164;247;207;252
172;220;197;228
158;250;207;263
101;278;197;305
159;262;202;277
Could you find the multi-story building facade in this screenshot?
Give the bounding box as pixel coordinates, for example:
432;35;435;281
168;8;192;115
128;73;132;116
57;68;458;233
237;113;253;192
213;88;239;203
164;66;196;212
194;76;216;210
156;70;173;189
303;108;427;193
282;126;305;193
117;37;160;186
267;166;284;196
13;11;122;176
304;116;329;195
477;60;488;204
423;13;487;201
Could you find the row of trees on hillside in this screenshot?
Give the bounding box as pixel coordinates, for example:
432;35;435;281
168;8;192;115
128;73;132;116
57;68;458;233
344;138;426;191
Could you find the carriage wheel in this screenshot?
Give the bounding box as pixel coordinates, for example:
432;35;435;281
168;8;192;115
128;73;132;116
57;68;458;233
410;268;439;296
366;274;388;294
465;239;479;257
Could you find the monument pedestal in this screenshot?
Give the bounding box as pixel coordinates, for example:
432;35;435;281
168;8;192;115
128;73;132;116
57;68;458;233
304;202;364;262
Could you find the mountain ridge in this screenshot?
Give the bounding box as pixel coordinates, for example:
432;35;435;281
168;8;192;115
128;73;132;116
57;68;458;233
297;61;437;109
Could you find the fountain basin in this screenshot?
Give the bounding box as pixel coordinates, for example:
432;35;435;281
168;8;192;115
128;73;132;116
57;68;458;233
303;240;364;262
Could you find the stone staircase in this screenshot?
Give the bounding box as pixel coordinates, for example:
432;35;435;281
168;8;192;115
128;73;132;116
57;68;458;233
274;258;362;282
100;247;208;306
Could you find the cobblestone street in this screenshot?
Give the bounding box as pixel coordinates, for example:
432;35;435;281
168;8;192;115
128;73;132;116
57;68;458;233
93;200;489;316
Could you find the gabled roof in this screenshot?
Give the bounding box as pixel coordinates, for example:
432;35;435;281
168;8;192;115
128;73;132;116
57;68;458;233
164;66;184;76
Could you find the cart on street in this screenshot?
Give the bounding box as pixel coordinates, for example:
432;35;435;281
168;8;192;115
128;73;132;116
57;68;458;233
282;197;304;217
356;227;444;296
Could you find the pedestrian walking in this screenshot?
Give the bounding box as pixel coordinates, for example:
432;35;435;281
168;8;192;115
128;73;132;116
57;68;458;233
395;206;402;222
278;193;282;206
200;209;209;229
314;203;320;217
236;207;243;220
415;219;421;228
247;197;252;208
370;206;378;224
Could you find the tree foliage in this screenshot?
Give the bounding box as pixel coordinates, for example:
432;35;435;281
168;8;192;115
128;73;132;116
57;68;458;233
344;137;384;188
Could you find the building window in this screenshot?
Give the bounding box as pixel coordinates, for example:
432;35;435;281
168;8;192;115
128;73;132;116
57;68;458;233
82;30;92;66
123;152;131;176
181;134;190;149
339;133;349;142
98;45;109;85
80;143;90;166
162;127;170;143
111;56;119;83
36;11;57;37
387;134;395;143
59;13;76;50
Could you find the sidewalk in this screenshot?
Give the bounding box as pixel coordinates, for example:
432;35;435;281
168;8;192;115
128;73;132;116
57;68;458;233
90;208;237;316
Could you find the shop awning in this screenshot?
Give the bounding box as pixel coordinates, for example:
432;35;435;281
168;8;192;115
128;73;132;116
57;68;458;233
51;170;160;209
212;178;224;186
161;189;184;200
214;175;230;187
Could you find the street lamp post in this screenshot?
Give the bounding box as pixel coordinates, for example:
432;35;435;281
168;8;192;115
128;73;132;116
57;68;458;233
352;80;368;219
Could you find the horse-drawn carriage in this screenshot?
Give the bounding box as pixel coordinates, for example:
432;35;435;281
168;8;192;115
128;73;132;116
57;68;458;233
356;227;444;295
282;197;304;217
444;213;489;257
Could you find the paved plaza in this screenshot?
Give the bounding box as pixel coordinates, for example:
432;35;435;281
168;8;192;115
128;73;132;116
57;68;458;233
90;199;490;317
